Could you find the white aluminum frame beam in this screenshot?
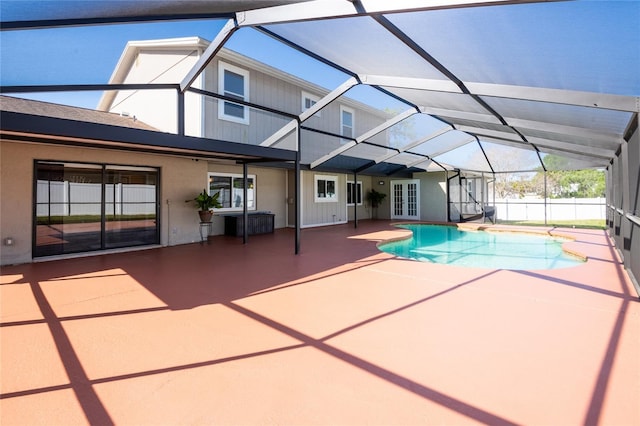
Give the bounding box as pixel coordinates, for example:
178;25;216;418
261;76;360;147
505;117;625;144
407;158;433;169
360;75;462;95
259;119;298;147
374;124;453;164
419;106;503;125
364;75;639;113
466;82;640;113
239;0;548;26
426;111;624;147
467;131;614;160
309;107;418;169
180;18;238;92
526;137;615;159
457;125;619;154
422;135;476;159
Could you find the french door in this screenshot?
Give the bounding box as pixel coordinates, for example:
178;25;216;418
391;180;420;220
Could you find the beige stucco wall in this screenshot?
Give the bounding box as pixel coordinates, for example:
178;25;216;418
206;162;287;232
0;140;287;265
108;49;203;136
415;171;448;222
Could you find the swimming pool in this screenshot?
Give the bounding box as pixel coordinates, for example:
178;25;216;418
379;224;585;270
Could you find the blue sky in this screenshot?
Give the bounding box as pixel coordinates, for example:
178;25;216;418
2;1;638;111
0;17;355;109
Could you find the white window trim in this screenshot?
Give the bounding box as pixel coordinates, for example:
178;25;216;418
347;180;363;206
218;61;250;125
314;175;338;203
208;172;256;212
301;91;321;117
340;105;354;144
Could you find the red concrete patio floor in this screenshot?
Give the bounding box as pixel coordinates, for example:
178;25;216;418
1;221;639;425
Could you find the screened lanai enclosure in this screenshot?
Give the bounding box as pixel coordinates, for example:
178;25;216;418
1;0;639;285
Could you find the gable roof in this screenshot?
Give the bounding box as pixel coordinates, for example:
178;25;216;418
1;95;158;131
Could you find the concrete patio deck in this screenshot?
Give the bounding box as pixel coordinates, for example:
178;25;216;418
1;221;638;425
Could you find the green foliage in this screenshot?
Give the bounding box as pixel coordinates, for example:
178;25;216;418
187;189;222;211
492;154;605;199
37;214;155;225
366;188;387;208
545;169;605;198
536;155;605;198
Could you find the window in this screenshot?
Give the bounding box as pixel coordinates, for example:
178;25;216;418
315;175;338;202
218;61;250;124
34;161;159;257
347;181;363;206
301;91;321;117
208;172;256;211
340;105;354;143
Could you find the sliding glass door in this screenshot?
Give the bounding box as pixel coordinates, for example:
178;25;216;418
34;161;159;257
105;166;158;249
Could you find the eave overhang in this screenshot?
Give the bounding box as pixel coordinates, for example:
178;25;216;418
0;110;296;163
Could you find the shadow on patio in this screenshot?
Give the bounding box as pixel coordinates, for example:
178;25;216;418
1;221;638;425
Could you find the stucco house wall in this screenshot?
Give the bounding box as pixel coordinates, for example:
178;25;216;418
0;138;292;266
414;171;448;222
99;37;392;230
0;140;203;265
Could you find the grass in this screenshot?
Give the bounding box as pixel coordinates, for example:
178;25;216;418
495;219;606;229
37;214;155;225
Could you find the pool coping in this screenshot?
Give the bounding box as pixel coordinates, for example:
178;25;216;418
382;221;589;263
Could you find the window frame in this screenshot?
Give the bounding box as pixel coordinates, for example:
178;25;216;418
218;61;250;125
347;180;363;206
301;91;321;117
314;175;338;203
208;172;257;212
340;105;354;144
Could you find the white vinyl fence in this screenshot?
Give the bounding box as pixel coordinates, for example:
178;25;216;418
37;181;156;217
494;197;606;222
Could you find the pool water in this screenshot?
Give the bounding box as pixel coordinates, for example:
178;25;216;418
379;224;584;270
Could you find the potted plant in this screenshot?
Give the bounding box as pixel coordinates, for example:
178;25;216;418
366;188;387;219
187;189;222;222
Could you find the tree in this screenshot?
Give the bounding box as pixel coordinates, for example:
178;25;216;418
536;155;605;198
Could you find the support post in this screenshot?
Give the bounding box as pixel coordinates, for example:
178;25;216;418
177;90;185;136
544;171;548;225
481;172;485;223
243;162;248;244
353;171;358;228
295;123;301;254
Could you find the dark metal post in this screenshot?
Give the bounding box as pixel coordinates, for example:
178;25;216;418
353;171;358;228
243;162;248;244
177;90;185;136
544;170;548;225
295;124;301;254
445;170;449;222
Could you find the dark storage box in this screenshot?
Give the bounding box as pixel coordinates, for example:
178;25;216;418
224;213;275;236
